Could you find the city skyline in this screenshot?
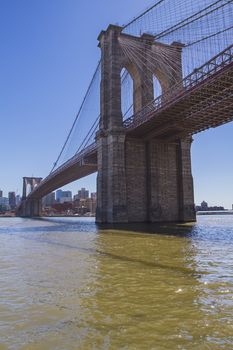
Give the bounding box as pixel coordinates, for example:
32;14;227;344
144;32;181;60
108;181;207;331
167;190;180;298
0;184;229;211
0;0;233;208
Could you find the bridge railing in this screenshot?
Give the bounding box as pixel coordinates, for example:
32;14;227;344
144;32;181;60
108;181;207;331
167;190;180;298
123;44;233;129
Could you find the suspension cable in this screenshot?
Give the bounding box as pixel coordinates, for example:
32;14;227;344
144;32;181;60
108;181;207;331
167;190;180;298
155;0;232;40
50;60;101;173
123;0;166;30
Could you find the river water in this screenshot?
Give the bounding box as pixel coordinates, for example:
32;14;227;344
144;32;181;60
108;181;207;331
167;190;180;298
0;216;233;350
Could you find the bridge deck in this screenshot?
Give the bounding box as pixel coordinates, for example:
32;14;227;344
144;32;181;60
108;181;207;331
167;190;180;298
28;143;97;200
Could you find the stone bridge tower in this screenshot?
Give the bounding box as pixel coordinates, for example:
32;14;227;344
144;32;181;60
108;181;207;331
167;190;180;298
96;25;196;223
17;177;43;217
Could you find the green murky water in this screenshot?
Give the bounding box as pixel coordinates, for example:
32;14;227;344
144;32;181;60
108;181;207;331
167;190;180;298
0;216;233;349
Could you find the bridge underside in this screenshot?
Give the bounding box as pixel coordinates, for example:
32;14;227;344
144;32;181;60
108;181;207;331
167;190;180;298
126;61;233;140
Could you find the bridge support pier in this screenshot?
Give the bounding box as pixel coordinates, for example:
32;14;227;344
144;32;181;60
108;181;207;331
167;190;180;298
16;176;43;217
96;133;195;223
18;198;42;217
142;137;195;222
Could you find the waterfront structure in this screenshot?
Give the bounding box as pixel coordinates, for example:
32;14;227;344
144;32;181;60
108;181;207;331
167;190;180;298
196;201;225;212
16;3;233;223
201;201;208;211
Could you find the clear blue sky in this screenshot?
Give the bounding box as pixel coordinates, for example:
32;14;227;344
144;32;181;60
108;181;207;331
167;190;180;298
0;0;232;208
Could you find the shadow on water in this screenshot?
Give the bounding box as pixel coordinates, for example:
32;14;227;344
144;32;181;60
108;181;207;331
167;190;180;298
0;217;201;277
97;221;196;238
0;217;97;234
1;217;196;238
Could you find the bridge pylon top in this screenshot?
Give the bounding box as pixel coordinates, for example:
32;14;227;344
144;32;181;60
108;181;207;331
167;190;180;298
22;176;43;200
97;24;123;48
23;176;43;181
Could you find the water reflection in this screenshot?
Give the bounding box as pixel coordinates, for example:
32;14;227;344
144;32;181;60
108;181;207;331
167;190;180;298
79;224;208;349
0;216;232;349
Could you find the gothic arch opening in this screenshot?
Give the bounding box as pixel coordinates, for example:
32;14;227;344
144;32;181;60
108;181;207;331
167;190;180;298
121;68;133;121
26;183;32;197
153;75;162;100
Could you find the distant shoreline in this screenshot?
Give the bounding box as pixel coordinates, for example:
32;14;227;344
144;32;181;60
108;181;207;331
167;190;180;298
197;211;233;215
1;212;233;218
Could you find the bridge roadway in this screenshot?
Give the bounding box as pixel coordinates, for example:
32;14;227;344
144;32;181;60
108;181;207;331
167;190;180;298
27;44;233;202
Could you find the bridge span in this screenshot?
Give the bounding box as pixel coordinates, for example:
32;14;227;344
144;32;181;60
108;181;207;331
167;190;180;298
17;1;233;223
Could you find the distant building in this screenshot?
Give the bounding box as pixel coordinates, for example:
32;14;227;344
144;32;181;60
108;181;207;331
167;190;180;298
73;194;80;203
91;192;97;200
55;190;72;203
75;197;96;215
59;191;72;204
86;198;97;214
0;190;3;198
8;192;16;210
56;190;63;202
42;187;96;216
15;195;21;206
43;192;56;207
0;197;9;206
0;197;10;212
77;188;89;200
201;201;208;211
196;200;224;212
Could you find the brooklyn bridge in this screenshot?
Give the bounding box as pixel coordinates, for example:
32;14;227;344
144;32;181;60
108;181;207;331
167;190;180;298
17;0;233;223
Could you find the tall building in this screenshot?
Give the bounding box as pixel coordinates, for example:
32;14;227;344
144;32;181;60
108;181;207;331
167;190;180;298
0;190;3;198
56;190;63;202
15;195;21;206
77;188;89;200
43;192;56;207
59;191;72;204
8;192;16;210
0;197;10;211
56;190;73;203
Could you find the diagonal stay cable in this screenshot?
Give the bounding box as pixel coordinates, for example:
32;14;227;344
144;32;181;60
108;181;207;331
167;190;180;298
50;60;101;173
75;114;100;155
